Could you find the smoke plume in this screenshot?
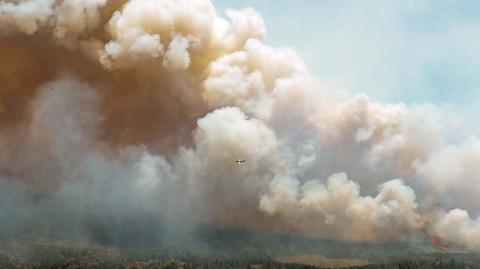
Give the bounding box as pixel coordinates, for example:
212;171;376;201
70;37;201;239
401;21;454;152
1;0;480;251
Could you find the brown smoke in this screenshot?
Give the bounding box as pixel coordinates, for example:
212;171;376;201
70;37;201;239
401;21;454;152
0;0;479;250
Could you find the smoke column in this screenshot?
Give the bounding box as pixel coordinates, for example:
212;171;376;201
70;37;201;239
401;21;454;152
0;0;480;250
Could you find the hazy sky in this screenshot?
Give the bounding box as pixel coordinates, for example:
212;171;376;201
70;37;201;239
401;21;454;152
214;0;480;121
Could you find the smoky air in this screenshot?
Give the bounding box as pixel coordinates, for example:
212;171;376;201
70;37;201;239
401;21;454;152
0;1;479;267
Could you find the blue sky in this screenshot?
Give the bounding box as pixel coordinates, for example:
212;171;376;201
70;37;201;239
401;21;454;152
214;0;480;121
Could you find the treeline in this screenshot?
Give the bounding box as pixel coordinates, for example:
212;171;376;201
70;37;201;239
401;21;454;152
1;238;479;269
351;252;480;269
1;257;478;269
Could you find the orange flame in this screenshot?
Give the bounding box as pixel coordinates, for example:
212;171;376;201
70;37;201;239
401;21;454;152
428;235;451;251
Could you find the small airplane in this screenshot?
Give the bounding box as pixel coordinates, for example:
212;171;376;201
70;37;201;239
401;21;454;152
235;158;246;164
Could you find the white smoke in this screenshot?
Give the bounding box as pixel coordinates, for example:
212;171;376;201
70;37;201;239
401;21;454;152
0;0;479;251
260;173;425;242
431;209;480;250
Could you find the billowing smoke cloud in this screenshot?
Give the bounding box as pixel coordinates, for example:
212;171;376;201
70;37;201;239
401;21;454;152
259;174;425;242
0;0;480;251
